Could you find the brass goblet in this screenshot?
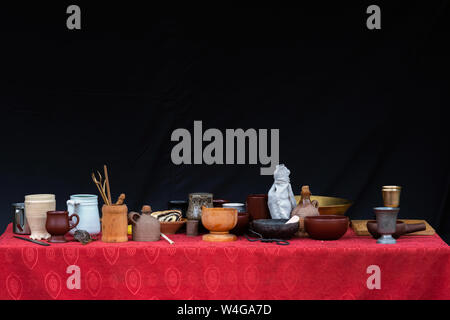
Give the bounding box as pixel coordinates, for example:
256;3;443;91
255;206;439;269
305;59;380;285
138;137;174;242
382;186;401;208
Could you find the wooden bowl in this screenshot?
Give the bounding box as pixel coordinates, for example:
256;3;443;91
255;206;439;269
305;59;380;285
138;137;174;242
304;215;349;240
251;219;299;240
295;195;352;215
160;218;186;234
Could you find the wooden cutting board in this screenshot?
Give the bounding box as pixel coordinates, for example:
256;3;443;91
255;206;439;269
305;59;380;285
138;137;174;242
351;219;435;236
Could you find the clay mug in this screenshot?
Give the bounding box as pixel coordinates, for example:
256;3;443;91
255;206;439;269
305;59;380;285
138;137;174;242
24;194;56;240
101;204;128;243
46;211;80;243
201;206;238;242
246;194;270;220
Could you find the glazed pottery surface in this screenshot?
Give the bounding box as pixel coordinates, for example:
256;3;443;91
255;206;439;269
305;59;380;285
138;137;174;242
67;194;101;235
25;194;55;240
251;219;298;240
129;211;160;241
187;193;213;221
222;202;246;212
230;212;250;235
201;207;237;242
101;204;128;243
304;215;349;240
382;186;401;208
246;194;270;220
46;211;80;243
160;218;187;234
168;200;189;218
12;202;30;235
366;220;426;239
294;195;352;215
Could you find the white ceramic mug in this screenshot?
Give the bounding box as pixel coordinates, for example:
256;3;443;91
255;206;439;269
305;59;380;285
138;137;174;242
67;194;101;235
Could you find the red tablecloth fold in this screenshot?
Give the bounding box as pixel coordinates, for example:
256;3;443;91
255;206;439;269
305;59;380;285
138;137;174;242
1;223;449;300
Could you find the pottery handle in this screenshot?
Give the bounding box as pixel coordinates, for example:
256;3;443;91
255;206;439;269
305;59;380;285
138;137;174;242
404;223;426;234
311;200;319;208
128;212;140;225
69;213;80;230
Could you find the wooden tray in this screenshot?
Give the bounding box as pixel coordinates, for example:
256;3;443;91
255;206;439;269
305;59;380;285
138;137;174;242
351;219;435;236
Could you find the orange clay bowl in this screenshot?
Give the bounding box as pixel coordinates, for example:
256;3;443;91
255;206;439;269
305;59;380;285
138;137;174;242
295;195;352;216
160;218;186;234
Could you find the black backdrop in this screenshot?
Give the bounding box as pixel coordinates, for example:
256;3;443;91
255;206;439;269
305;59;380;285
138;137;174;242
1;2;449;243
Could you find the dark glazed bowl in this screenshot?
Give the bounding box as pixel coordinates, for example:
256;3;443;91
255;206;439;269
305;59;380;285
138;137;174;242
213;199;229;207
304;215;349;240
251;219;299;240
230;212;250;235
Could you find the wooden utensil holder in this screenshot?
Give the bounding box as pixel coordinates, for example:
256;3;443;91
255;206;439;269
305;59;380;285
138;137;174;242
101;204;128;242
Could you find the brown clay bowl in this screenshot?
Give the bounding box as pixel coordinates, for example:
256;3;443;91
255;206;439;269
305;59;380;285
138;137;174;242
160;218;186;234
230;212;250;235
251;219;299;240
304;215;349;240
295;195;352;215
366;220;426;239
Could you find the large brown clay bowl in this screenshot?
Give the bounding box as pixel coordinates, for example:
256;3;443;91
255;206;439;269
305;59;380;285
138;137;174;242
160;218;186;234
230;212;250;235
366;220;426;239
251;219;299;240
304;215;349;240
295;195;352;216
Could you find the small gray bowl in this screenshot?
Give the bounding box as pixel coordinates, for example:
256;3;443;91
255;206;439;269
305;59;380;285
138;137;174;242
251;219;299;240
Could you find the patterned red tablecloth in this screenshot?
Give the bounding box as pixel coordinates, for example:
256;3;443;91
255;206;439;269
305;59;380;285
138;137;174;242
0;223;449;300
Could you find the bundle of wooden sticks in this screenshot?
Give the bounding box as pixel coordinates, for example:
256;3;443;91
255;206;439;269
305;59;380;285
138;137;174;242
91;164;125;205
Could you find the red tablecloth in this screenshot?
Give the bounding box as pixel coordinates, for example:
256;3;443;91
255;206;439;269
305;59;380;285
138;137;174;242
1;223;449;300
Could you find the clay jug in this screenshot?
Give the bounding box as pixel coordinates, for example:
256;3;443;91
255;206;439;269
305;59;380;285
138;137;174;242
128;205;160;242
291;186;320;236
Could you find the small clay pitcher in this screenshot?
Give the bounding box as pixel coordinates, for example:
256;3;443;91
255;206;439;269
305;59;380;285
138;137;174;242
291;186;320;236
128;207;160;242
46;211;80;243
101;204;128;243
367;220;426;239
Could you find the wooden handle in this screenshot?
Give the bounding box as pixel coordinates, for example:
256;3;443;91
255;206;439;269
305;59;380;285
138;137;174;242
116;193;126;205
104;165;112;205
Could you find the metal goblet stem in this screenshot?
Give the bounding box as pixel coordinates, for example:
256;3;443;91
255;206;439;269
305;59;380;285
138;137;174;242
374;207;400;244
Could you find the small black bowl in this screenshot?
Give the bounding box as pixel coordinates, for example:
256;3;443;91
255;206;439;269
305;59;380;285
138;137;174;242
250;219;298;240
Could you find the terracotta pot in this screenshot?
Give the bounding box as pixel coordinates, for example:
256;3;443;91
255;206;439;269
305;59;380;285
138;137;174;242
101;204;128;243
160;218;187;234
246;194;270;220
46;211;80;243
366;220;426;239
201;207;238;242
304;215;349;240
24;194;56;240
230;212;250;235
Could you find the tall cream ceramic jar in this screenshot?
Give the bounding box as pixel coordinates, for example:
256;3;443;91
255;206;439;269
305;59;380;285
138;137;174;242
25;194;56;240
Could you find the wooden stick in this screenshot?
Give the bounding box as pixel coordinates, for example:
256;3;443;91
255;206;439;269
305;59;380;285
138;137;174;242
104;164;112;205
91;173;109;204
161;233;174;245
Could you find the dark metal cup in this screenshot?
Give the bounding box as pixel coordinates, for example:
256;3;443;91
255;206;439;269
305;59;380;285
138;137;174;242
374;207;400;244
12;203;30;235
